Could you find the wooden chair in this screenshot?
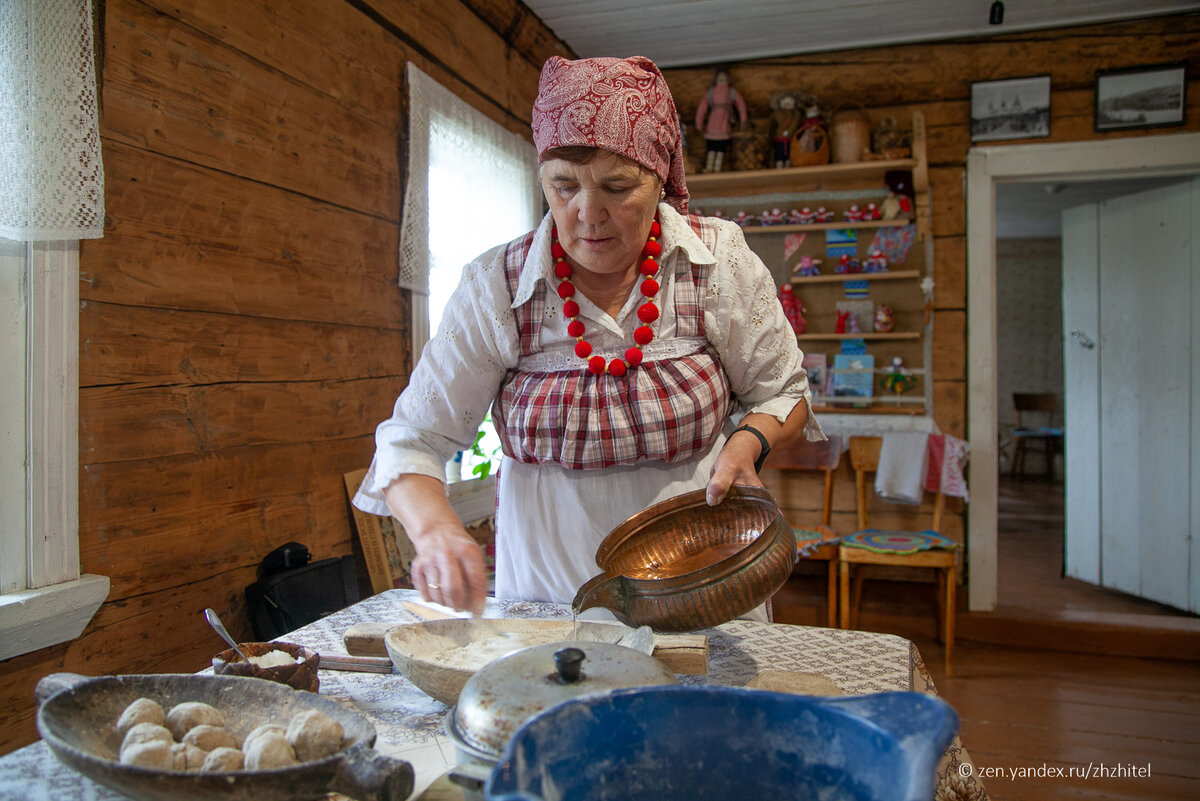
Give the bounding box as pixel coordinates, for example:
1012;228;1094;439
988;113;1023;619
839;435;960;675
765;435;842;627
1011;392;1064;481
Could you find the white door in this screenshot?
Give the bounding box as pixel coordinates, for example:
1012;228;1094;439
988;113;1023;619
1062;178;1199;613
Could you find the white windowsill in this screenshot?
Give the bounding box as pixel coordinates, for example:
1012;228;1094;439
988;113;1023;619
0;574;110;661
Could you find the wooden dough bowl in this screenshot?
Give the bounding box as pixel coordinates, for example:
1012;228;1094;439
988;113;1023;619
35;672;412;801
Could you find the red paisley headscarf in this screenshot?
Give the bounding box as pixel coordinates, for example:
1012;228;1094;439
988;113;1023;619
532;55;689;214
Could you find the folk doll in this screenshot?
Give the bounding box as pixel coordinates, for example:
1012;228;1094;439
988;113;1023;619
695;70;747;173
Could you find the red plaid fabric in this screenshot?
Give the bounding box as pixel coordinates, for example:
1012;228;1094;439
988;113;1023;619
494;215;730;469
506;231;543;356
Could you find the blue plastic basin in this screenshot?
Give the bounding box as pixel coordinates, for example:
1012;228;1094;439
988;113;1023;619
485;686;958;801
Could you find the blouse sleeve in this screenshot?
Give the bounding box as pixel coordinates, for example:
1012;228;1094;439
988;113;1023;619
355;244;521;511
702;220;825;441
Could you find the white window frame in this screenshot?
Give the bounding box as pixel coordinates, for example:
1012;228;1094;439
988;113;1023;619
0;240;108;661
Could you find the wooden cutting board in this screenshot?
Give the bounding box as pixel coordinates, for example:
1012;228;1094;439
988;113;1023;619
746;670;843;696
342;621;709;675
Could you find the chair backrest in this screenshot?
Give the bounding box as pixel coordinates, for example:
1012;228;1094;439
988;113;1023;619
848;435;944;532
1013;392;1058;428
766;435;842;526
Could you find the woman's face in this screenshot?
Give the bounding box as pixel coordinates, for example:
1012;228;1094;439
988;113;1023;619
540;150;662;279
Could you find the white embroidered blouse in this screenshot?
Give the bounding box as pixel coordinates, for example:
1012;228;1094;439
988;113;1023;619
355;202;824;605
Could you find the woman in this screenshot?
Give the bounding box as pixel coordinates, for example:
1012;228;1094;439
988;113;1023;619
355;55;823;615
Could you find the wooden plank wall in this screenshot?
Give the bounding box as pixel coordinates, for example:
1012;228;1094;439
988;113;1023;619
0;0;571;756
664;14;1200;539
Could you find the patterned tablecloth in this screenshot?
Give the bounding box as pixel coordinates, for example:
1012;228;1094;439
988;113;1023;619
0;589;988;801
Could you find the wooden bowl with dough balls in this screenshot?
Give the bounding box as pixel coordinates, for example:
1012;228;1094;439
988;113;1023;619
212;641;319;692
35;672;414;801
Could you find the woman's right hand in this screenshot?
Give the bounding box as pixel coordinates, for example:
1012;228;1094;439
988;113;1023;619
383;474;489;616
409;523;488;616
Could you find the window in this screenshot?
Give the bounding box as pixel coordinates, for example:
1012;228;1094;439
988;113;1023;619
0;0;109;659
1;240;82;596
399;63;541;507
0;239;108;660
0;239;26;588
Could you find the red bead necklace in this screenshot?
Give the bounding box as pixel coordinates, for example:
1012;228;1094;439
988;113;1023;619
552;215;662;377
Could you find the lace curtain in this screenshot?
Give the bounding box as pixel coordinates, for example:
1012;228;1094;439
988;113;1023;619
399;62;539;298
0;0;105;241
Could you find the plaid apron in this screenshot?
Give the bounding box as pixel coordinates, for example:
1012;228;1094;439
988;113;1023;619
494;219;732;470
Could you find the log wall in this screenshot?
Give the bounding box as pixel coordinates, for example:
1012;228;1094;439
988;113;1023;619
0;0;570;755
2;4;1197;757
663;14;1200;537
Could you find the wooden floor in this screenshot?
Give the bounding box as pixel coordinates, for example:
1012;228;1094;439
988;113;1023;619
773;477;1200;801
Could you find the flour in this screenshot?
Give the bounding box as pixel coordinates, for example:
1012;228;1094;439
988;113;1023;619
248;650;297;668
429;635;543;669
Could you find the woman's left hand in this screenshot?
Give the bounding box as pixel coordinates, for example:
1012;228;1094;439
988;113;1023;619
706;429;765;505
707;404;810;505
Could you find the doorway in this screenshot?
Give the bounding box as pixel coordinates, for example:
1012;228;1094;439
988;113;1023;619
964;132;1200;611
993;178;1193;615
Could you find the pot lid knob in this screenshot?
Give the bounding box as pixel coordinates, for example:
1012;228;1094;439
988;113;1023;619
553;647;585;683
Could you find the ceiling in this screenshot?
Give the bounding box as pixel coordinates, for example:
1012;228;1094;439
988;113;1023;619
521;0;1198;69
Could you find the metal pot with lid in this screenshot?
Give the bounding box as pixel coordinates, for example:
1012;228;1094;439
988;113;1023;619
446;641;677;794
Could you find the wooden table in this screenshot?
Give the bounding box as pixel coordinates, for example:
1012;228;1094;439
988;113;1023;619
0;589;989;800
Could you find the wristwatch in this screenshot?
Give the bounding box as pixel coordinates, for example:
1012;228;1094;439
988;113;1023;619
733;424;771;473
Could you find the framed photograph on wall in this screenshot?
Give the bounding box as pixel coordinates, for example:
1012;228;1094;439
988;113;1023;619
970;75;1051;142
1095;62;1187;132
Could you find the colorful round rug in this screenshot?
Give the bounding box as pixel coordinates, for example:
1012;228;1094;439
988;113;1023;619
841;529;958;554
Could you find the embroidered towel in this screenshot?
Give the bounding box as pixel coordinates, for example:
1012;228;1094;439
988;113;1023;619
925;433;971;501
874;432;930;505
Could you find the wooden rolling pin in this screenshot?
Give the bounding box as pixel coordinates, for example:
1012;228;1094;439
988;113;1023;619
343;615;709;675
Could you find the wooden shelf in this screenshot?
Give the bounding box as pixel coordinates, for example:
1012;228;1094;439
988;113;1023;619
686;158;918;196
798;332;922;341
741;218;914;235
791;269;920;285
810;404;926;416
683;111;933;420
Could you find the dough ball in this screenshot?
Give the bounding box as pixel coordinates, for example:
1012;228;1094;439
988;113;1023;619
244;731;298;771
120;722;174;758
116;697;166;738
286;709;345;762
171;742;208;771
120;740;174;770
182;723;238;752
242;724;286;752
201;746;245;772
165;701;225;740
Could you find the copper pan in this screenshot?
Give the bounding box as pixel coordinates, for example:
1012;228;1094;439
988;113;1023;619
572;485;795;631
